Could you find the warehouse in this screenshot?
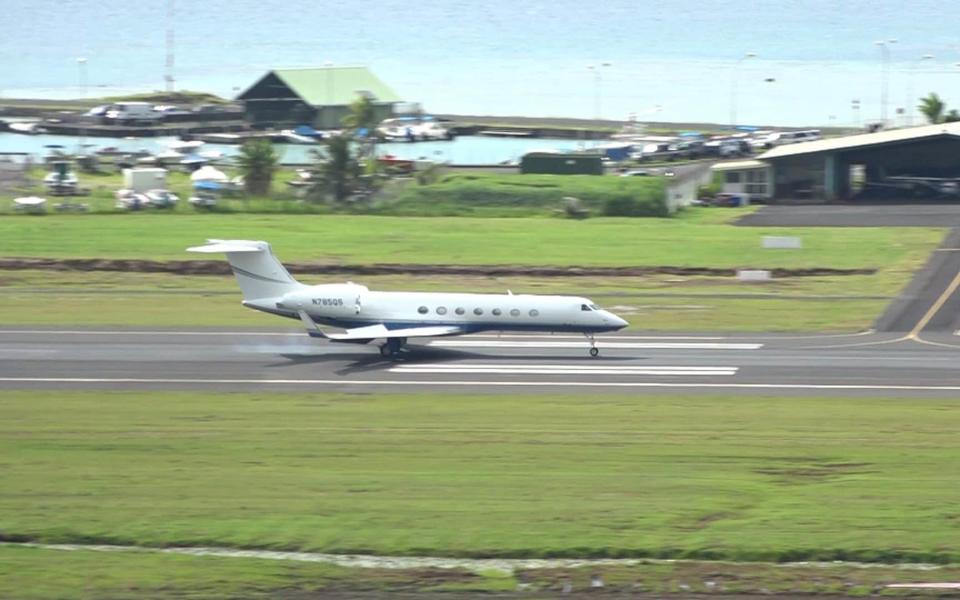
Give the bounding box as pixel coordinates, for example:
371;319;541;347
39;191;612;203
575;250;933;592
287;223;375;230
713;122;960;203
237;66;401;128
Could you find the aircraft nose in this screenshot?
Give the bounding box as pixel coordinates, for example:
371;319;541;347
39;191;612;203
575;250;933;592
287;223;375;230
602;311;628;330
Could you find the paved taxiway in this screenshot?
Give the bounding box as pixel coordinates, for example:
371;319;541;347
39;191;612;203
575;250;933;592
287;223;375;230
2;328;960;396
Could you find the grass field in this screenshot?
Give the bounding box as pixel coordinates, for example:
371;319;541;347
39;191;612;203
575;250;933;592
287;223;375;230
3;544;958;600
0;269;894;330
0;212;943;269
2;390;959;564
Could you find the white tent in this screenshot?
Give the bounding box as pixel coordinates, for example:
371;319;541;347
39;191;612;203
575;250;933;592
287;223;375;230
190;165;228;183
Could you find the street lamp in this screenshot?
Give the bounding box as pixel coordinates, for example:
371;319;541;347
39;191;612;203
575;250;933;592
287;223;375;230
77;57;88;151
730;52;757;129
586;62;612;121
875;39;898;126
907;54;934;126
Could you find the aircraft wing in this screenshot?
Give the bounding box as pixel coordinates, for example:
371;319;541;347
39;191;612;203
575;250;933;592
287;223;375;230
297;311;464;341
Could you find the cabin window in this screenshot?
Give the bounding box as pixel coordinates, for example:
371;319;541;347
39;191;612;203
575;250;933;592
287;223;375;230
474;308;483;315
529;309;539;317
510;309;520;317
492;308;502;316
455;307;465;315
436;307;447;315
418;306;428;314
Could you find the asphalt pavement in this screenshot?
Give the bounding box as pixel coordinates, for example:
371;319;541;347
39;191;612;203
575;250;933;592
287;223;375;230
3;328;960;397
736;203;960;227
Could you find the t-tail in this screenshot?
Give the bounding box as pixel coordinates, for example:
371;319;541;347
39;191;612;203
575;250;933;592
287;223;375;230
187;239;305;311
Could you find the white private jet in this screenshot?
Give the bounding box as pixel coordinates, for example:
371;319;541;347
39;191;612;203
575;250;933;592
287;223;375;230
188;239;628;357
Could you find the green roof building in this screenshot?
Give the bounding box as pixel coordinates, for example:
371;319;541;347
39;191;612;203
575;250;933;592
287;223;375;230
237;66;402;128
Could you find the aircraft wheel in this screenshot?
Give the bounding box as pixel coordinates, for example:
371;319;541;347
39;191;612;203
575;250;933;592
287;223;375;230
589;347;600;358
379;344;393;357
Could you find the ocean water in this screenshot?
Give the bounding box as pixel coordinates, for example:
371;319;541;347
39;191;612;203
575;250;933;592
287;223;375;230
3;0;960;126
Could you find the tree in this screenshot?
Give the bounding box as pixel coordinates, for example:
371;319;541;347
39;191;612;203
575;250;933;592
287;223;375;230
918;93;946;124
235;138;278;196
946;109;960;123
342;94;379;132
309;134;363;202
342;93;380;160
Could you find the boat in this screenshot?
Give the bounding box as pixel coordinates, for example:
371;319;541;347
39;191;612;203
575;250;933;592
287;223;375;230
43;160;78;194
377;116;453;142
8;121;47;135
13;196;47;213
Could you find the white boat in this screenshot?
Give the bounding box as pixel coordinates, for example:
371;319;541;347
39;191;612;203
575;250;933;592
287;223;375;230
280;130;320;144
8;122;46;135
13;196;47;213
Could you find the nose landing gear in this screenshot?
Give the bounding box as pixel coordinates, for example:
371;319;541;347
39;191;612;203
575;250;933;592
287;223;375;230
586;334;600;357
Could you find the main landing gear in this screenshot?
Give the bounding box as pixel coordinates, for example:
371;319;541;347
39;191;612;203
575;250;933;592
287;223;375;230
586;334;600;358
379;337;407;358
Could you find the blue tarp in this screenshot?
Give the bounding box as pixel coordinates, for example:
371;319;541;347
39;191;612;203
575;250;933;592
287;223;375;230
193;181;222;191
293;124;322;137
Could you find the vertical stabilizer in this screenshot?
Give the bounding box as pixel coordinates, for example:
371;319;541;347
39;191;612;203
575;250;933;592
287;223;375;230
187;239;302;301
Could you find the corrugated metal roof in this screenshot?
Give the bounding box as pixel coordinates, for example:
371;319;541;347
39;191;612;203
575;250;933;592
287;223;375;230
242;66;401;106
759;122;960;160
711;159;767;171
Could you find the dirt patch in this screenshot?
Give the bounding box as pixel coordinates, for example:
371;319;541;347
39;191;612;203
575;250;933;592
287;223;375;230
0;258;876;279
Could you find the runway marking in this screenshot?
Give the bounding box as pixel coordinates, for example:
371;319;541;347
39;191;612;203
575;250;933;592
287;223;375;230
908;269;960;338
3;377;960;392
390;364;739;376
428;341;763;350
0;330;724;341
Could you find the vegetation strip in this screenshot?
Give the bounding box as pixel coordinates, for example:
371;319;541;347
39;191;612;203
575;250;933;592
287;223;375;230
1;542;952;574
0;258;876;278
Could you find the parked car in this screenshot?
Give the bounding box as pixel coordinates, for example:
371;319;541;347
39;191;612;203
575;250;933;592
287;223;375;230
635;143;682;162
153;104;193;119
102;102;161;125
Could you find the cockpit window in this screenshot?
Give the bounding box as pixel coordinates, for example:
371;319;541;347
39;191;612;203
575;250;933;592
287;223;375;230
590;304;601;310
581;304;591;311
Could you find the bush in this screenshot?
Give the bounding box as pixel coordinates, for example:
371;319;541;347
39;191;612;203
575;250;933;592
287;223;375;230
380;173;668;217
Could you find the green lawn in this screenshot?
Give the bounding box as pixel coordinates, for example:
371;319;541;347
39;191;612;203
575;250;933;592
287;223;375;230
2;391;958;564
3;544;958;599
0;212;944;269
0;270;897;331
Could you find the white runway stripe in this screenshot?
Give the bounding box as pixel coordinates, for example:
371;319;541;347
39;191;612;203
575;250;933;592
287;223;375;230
428;341;763;350
391;364;738;376
2;377;960;392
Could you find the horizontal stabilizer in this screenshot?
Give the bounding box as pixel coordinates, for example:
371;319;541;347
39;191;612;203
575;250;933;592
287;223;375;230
186;239;266;253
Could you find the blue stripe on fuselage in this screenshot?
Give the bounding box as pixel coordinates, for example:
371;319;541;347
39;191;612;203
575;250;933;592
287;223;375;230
247;305;622;334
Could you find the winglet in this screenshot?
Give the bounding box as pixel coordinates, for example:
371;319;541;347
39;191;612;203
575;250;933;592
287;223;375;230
297;310;328;339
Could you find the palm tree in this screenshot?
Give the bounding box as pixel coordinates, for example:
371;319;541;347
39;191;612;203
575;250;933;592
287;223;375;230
342;94;381;160
309;134;362;202
918;93;946;124
235;138;278;196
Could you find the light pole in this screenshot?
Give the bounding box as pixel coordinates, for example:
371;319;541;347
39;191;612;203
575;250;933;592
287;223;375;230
730;52;757;129
875;39;897;126
907;54;934;126
586;62;611;121
77;57;88;152
851;98;861;128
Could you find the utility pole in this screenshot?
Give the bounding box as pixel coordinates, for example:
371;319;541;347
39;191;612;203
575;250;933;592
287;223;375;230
730;52;757;129
165;0;175;93
875;39;897;126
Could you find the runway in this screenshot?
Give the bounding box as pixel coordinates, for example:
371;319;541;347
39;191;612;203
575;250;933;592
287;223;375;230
3;328;960;396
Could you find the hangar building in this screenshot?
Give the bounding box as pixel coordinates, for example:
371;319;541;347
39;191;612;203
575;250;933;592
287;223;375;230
713;122;960;203
237;66;401;128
